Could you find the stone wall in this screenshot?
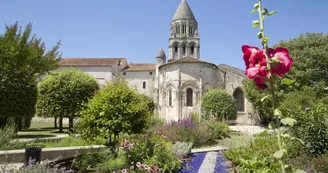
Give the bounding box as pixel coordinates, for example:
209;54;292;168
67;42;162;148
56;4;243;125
121;71;155;98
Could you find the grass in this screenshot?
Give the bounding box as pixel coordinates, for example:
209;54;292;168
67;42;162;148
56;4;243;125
1;136;103;150
192;132;254;149
16;119;69;139
216;132;254;149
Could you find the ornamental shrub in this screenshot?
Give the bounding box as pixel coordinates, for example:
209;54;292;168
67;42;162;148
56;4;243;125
201;89;237;121
36;68;99;132
291;103;328;155
78;79;152;146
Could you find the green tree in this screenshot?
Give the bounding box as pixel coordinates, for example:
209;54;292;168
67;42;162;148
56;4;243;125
78;79;152;146
243;33;328;120
36;68;99;132
201;89;237;121
0;22;61;129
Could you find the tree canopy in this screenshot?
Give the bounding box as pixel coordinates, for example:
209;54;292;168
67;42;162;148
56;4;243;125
36;68;99;132
0;22;61;127
243;32;328;119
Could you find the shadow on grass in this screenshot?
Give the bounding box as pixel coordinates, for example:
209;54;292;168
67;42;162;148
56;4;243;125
15;134;57;139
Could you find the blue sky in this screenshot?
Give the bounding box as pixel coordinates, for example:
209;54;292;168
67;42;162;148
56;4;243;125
1;0;327;70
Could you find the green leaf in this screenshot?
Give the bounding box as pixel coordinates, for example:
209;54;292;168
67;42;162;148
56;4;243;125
273;150;284;159
253;3;259;9
261;37;270;44
281;133;290;138
252;20;260;28
274;108;282;116
281;78;295;85
267;11;277;16
261;95;270;102
293;170;306;173
281;117;297;127
250;9;257;14
291;137;305;145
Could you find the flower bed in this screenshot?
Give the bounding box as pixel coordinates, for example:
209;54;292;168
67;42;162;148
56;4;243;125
177;152;207;173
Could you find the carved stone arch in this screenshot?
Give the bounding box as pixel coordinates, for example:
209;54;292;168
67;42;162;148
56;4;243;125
181;81;198;91
179;41;188;47
181;81;199;107
165;83;176;108
203;83;213;93
233;87;245;112
187;41;198;47
171;42;179;53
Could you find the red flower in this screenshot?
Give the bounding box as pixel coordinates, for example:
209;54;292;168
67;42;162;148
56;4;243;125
242;45;268;79
268;47;293;77
253;77;268;90
242;45;260;68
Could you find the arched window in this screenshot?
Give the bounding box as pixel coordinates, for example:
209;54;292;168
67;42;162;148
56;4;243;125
176;25;180;34
233;88;245;112
189;26;193;34
186;88;193;107
168;89;172;107
183;24;186;34
191;45;194;54
183;46;186;55
143;81;146;89
174;46;178;53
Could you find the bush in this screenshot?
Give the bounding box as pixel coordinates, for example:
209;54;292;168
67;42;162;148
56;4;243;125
291;103;328;155
194;118;230;147
0;125;15;150
121;134;181;172
78;79;152;146
201;89;237;121
36;68;99;132
279;86;317;117
153;117;230;148
225;131;302;172
289;154;328;173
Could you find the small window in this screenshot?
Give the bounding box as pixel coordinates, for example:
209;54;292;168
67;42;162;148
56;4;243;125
176;25;180;34
149;72;153;75
123;72;126;75
174;46;178;53
191;46;194;55
189;26;192;34
183;25;186;34
186;88;193;107
143;81;146;89
183;46;186;55
169;90;172;107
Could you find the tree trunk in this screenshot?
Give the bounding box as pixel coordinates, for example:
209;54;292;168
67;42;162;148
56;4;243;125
69;118;74;133
54;117;57;129
18;117;22;131
59;118;63;133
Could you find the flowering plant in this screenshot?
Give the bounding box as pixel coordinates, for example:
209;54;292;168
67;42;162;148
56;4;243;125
243;1;303;172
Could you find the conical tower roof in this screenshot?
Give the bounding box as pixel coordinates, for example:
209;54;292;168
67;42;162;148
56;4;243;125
172;0;196;21
156;48;166;58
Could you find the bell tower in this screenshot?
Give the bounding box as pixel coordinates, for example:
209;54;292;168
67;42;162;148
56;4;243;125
168;0;200;62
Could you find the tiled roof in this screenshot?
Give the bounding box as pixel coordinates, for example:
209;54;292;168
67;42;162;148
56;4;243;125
122;63;156;72
160;57;217;68
59;58;127;67
217;64;245;76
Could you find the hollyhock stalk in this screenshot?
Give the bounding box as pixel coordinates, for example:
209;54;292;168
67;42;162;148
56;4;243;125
257;0;285;172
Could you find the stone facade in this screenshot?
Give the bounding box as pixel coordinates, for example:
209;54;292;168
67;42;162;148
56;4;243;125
57;0;259;124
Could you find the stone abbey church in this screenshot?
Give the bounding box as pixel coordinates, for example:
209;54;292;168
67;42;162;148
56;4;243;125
58;0;258;124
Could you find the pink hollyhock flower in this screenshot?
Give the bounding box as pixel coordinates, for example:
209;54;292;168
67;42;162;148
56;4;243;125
130;165;134;169
121;169;127;173
253;77;268;90
242;45;260;68
268;47;293;77
242;45;268;79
